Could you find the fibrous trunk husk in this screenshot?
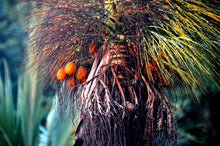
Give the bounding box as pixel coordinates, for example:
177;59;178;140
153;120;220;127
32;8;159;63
74;43;177;146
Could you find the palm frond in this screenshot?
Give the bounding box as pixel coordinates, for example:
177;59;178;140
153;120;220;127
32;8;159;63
146;0;220;98
24;0;220;98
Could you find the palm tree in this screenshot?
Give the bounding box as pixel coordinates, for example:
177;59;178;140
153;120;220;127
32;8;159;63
25;0;220;145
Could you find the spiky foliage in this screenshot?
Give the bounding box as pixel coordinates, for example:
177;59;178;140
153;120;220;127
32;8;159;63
25;0;220;145
0;60;42;146
0;59;76;146
39;97;76;146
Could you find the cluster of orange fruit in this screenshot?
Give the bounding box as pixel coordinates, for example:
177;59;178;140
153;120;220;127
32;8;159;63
143;57;175;87
56;62;88;88
89;42;96;54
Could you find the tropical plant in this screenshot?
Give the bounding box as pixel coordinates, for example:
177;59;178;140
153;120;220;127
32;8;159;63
0;59;77;146
0;59;42;146
0;60;20;146
24;0;220;145
39;96;78;146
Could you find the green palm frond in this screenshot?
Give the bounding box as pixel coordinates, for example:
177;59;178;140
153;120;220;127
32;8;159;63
136;0;220;101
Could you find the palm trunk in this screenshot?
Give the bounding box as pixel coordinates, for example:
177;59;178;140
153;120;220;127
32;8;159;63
74;41;177;145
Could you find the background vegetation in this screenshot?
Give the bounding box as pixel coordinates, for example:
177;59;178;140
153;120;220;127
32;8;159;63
0;0;219;145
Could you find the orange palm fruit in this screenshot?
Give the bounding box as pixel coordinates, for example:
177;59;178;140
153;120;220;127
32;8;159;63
106;78;110;85
76;66;88;80
117;71;124;79
81;78;87;83
65;62;76;75
89;42;96;54
67;77;75;88
157;50;165;59
151;59;157;68
143;62;155;75
57;68;66;81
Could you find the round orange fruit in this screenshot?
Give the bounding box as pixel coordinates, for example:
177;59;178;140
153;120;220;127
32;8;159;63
65;62;76;75
57;68;66;81
89;43;96;54
67;77;75;88
81;78;87;83
76;66;88;80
